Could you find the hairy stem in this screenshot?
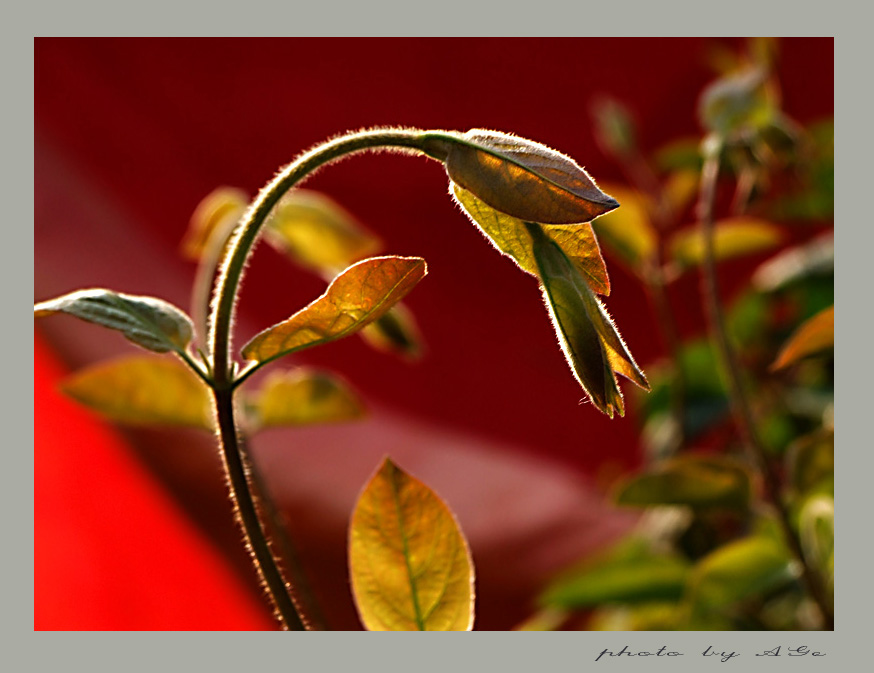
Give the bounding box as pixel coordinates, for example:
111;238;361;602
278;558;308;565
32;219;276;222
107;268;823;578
212;388;305;630
697;141;834;630
206;128;438;630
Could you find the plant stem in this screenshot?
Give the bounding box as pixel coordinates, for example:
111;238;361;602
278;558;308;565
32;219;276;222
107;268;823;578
697;141;834;630
212;387;306;630
206;128;437;630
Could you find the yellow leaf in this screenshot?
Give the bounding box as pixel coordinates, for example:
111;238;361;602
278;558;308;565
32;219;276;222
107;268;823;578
349;458;475;631
241;256;427;365
771;305;834;371
248;368;364;429
60;355;212;430
590;184;658;269
358;304;424;360
181;187;248;261
670;217;784;268
452;182;610;295
264;189;383;276
663;169;700;217
441;129;619;224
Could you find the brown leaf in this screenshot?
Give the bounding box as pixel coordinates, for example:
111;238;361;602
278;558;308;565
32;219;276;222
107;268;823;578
348;458;475;631
241;256;427;365
443;129;619;224
771;305;834;371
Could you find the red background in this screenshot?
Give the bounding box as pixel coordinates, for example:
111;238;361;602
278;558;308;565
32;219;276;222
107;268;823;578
34;37;833;630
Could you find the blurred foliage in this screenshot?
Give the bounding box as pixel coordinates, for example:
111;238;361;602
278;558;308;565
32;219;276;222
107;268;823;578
534;37;833;631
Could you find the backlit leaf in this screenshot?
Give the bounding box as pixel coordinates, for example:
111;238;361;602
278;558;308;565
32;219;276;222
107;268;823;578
241;256;426;365
247;368;364;429
359;304;424;360
34;289;194;354
589;184;658;269
60;355;212;430
771;305;834;371
452;182;611;295
615;455;751;511
540;538;689;608
669;218;784;269
687;536;797;611
349;458;474;631
437;129;619;224
263;189;382;276
528;223;647;417
663;169;700;217
181;187;248;261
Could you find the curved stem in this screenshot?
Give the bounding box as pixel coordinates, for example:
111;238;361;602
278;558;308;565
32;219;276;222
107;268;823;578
206;128;441;630
697;141;834;630
209;128;436;389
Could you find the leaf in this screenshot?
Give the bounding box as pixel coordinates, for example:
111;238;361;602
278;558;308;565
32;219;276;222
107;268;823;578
698;67;775;137
181;187;248;261
687;536;797;611
527;223;647;417
438;129;619;224
60;355;212;430
771;305;834;371
589;184;658;269
591;96;637;159
34;289;194;354
663;169;700;217
798;495;834;578
540;538;689;608
247;368;364;429
615;455;751;511
752;233;833;293
263;189;383;276
241;256;427;365
452;182;611;295
786;429;834;495
358;304;424;360
348;458;474;631
669;218;784;269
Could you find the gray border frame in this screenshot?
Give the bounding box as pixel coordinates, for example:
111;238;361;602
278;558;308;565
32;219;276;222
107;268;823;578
16;3;856;672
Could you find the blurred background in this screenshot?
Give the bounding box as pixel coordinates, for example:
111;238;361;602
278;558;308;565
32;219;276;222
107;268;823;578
34;37;833;630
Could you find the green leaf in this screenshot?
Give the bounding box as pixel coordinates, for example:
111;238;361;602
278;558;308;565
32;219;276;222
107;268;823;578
615;455;751;511
263;188;383;276
60;355;212;430
591;96;637;159
241;256;427;365
247;368;364;429
798;495;834;581
589;184;658;270
786;430;834;495
348;457;475;631
436;129;619;224
181;187;248;261
540;538;689;608
358;304;424;360
771;305;834;371
669;218;784;269
698;67;775;137
35;289;194;354
687;536;797;612
528;223;647;417
452;182;611;295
